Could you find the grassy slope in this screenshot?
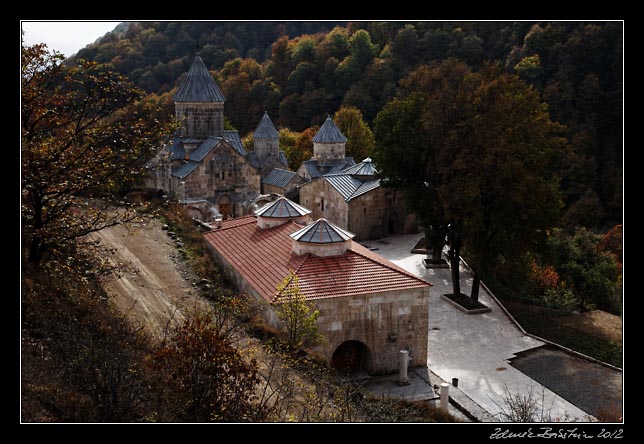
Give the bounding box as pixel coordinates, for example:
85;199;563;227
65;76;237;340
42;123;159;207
502;300;622;368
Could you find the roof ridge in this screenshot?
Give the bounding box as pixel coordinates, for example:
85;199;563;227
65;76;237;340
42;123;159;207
349;247;433;287
272;259;310;303
345;178;380;202
206;215;256;232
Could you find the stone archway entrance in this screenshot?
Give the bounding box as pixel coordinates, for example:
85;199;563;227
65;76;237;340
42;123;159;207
331;340;373;375
218;195;232;219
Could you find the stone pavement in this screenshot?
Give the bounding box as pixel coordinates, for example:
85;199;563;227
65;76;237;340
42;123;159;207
364;233;592;422
363;366;494;422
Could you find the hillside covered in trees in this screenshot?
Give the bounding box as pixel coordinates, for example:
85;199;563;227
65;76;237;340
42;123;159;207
75;21;622;231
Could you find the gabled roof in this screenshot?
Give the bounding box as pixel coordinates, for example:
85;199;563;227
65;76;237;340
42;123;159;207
301;157;356;179
174;55;226;103
172;160;200;179
301;160;322;179
312;116;347;143
290;218;354;244
278;151;289;167
255;196;311;218
203;216;430;302
246;152;261;169
342;157;378;177
168;132;250;179
167;137;187;160
326;157;356;174
254;111;279;139
322;174;381;202
189;137;220;162
262;168;298;188
223;130;246;157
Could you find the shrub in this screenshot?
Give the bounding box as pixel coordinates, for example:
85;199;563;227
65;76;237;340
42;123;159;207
541;287;579;312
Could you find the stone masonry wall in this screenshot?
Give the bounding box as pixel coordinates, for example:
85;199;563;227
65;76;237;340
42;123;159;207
299;178;348;227
314;289;430;374
313;142;346;162
254;138;279;163
176;141;260;215
175;102;224;139
347;187;409;240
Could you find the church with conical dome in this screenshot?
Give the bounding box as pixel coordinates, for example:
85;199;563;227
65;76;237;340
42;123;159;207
146;55;289;219
147;54;414;240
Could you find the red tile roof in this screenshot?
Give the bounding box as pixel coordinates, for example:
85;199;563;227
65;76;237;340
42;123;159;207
203;216;431;303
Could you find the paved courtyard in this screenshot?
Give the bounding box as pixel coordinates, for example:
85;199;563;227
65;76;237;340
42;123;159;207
365;233;591;421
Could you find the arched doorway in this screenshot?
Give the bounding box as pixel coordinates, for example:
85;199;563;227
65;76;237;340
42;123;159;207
331;340;373;375
218;195;232;220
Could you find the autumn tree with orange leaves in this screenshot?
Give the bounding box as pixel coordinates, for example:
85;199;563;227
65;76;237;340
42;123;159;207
21;42;174;266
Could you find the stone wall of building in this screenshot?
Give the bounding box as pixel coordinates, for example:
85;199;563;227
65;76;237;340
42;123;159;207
299;179;415;241
314;289;430;374
313;142;346;162
299;178;348;228
254;138;279;163
175;102;224;139
175;141;260;217
263;177;304;201
146;156;172;193
347;187;410;240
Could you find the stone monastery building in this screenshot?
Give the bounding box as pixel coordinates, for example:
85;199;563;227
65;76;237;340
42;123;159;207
147;54;414;241
203;196;431;374
146;55;288;219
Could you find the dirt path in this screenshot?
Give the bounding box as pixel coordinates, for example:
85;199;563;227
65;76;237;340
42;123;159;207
90;219;209;337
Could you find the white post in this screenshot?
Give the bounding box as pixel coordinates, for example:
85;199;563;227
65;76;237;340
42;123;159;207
399;350;409;385
440;382;450;411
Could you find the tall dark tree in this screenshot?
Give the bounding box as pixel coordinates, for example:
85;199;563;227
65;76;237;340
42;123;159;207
376;60;480;294
374;94;448;266
376;60;564;301
438;63;565;301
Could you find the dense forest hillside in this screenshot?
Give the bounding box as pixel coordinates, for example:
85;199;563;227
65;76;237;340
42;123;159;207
74;21;622;229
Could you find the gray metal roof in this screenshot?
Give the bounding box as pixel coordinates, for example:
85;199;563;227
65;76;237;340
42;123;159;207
255;196;312;218
246;151;261;169
290;218;355;244
173;55;226;103
342;157;378;177
302;160;322;179
324;174;381;202
262;168;297;188
190;137;219;162
302;157;355;179
167;137;187;160
172;161;199;179
253;111;279;139
312;116;347;143
326;157;356;174
223;130;246;156
278;151;289;167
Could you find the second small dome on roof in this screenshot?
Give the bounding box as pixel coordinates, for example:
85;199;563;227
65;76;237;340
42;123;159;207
290;218;355;244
